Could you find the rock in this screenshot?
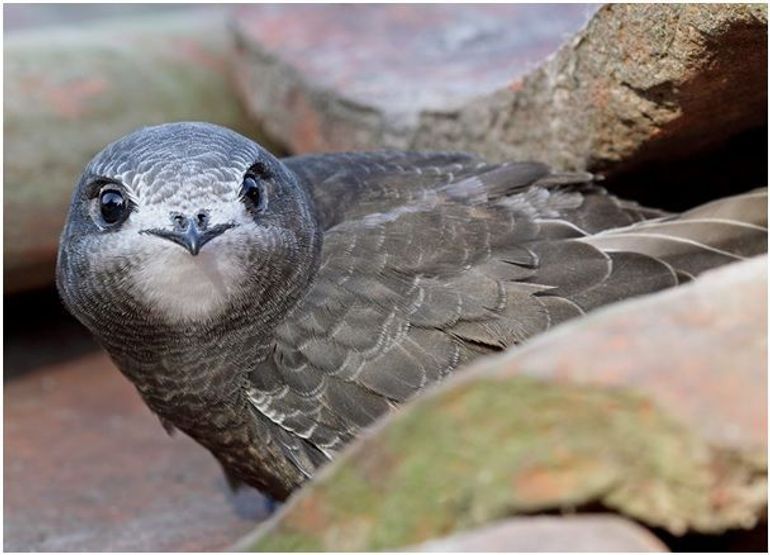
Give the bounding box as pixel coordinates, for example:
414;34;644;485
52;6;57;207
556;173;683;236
412;515;668;552
4;4;198;31
3;9;270;294
234;257;767;551
486;255;768;453
4;350;271;551
231;4;597;153
233;4;766;169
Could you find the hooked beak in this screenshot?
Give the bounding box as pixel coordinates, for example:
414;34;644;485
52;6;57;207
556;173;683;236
142;222;236;256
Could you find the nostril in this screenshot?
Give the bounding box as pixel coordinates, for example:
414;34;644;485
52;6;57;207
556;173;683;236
171;213;188;231
195;210;209;230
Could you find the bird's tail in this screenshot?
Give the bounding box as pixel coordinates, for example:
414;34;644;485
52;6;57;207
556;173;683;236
581;188;767;281
530;188;767;317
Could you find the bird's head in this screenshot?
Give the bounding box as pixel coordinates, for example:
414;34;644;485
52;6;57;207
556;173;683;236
57;122;321;335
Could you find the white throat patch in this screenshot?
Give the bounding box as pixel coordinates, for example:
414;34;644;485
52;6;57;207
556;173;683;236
130;242;245;323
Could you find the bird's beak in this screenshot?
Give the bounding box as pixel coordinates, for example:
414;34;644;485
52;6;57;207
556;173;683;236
142;223;235;256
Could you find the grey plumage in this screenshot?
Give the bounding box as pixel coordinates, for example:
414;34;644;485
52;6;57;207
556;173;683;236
56;122;768;499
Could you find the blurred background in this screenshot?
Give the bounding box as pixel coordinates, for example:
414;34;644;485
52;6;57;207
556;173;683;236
4;3;767;552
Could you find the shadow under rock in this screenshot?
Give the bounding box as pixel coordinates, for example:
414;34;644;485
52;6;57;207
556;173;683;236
4;285;98;380
603;125;768;213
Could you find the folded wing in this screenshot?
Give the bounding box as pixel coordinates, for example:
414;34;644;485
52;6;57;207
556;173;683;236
251;155;767;476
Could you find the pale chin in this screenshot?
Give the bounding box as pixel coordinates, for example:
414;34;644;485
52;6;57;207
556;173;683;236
130;243;246;324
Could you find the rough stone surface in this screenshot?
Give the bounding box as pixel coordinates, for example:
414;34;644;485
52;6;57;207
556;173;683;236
235;257;767;551
412;515;668;552
3;4;199;31
3;9;269;294
487;255;768;453
232;4;597;153
4;351;270;551
233;4;767;169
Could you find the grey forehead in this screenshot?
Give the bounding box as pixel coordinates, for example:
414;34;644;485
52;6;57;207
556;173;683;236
87;122;263;187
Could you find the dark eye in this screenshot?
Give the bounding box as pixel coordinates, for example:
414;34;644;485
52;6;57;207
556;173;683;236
240;175;268;213
99;189;128;224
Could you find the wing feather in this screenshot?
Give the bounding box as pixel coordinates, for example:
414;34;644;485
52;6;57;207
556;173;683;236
248;153;766;475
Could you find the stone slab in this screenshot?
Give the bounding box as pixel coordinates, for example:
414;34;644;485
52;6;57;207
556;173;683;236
233;4;767;171
232;4;597;153
486;255;768;453
413;515;668;552
4;351;270;551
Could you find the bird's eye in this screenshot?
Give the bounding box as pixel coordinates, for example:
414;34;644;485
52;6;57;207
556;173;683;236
99;189;128;225
240;175;268;213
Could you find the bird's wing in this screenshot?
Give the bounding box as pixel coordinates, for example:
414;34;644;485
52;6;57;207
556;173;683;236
245;160;678;471
252;156;767;476
580;188;768;280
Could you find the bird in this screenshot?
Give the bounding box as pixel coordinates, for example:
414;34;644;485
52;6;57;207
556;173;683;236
56;121;767;500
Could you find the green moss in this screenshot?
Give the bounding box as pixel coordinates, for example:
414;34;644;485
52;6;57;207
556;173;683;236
252;530;323;552
245;377;765;551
